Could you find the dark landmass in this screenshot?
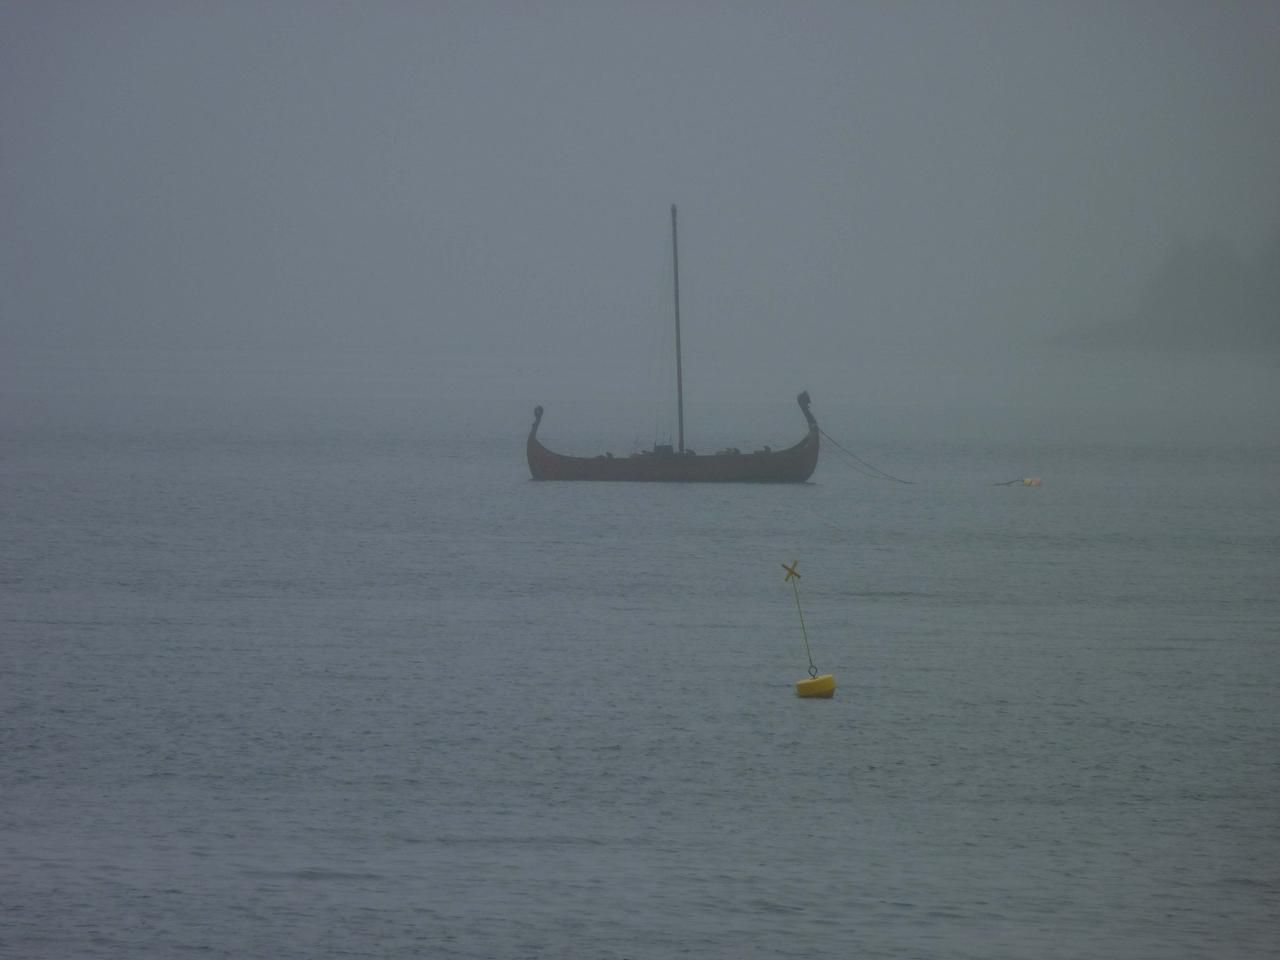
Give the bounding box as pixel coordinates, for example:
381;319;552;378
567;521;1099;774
1060;227;1280;353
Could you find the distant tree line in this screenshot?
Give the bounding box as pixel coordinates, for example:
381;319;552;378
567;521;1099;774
1072;225;1280;352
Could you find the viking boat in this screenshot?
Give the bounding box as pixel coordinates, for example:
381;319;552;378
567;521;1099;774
527;206;819;483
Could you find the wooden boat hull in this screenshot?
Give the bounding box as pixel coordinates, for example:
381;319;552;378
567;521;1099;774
527;392;819;483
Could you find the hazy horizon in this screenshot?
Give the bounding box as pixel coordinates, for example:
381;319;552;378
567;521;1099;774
3;2;1278;445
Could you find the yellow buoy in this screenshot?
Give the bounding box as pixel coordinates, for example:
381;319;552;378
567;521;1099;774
783;560;836;698
795;673;836;698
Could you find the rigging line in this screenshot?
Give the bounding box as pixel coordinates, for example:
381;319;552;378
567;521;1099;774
830;448;893;481
820;437;893;480
833;439;912;484
819;428;915;484
830;447;909;484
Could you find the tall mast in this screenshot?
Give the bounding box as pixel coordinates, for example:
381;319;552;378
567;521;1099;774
671;204;685;454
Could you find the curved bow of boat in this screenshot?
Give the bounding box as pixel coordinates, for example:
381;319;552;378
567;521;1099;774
798;390;817;430
527;405;553;479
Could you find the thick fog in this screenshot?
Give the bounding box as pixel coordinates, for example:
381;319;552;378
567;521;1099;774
3;2;1278;444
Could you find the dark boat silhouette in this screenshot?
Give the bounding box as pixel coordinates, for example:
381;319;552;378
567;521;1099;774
527;207;819;483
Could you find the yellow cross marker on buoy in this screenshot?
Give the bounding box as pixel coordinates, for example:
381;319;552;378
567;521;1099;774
782;560;835;699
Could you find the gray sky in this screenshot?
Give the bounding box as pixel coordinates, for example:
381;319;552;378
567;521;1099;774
3;1;1278;441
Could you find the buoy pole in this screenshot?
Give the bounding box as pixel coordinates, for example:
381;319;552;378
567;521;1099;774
782;559;836;698
791;575;817;679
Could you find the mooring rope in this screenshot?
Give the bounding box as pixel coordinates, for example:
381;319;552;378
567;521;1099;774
819;428;915;484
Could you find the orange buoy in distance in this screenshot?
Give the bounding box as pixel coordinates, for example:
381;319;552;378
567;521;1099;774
782;560;835;698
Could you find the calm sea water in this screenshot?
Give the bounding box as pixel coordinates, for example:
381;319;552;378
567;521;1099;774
2;398;1277;958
